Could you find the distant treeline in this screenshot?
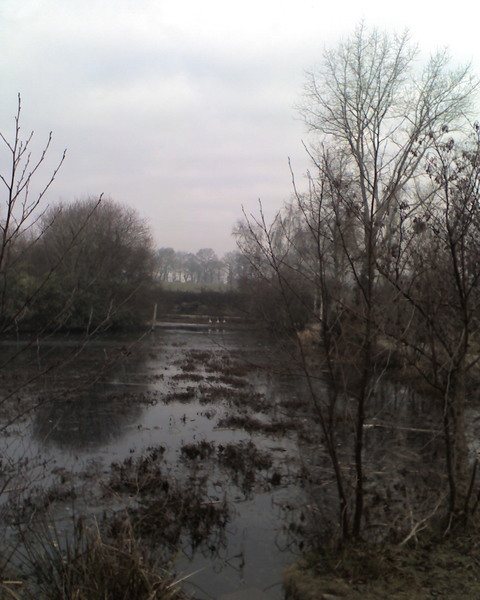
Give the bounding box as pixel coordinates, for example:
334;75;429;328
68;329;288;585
157;288;248;318
0;194;255;333
154;248;249;287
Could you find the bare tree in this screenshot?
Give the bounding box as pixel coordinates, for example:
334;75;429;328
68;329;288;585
301;24;476;222
0;95;66;333
0;99;152;485
236;26;479;542
299;24;478;536
377;132;480;525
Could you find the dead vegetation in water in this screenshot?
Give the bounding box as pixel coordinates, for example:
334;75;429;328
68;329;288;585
171;372;203;383
205;373;248;388
180;440;216;460
204;354;253;378
176;349;255;380
105;390;159;406
227;389;271;411
217;440;273;495
197;384;231;403
179;360;197;373
163;388;196;403
109;445;167;495
107;447;229;552
171;350;210;374
11;484;79;527
179;439;281;496
184;350;212;363
217;413;294;436
197;383;269;412
2;337;302;597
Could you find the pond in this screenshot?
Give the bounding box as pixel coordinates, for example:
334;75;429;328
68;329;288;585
0;324;307;600
0;321;458;599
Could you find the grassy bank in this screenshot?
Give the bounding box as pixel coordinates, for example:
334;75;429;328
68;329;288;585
284;530;480;600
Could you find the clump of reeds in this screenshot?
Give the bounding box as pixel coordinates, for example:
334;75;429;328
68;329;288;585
217;440;273;495
18;516;184;600
180;440;216;461
107;450;229;552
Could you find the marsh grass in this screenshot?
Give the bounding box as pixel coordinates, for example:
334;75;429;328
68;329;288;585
180;440;216;461
217;440;273;495
163;388;196;403
283;530;480;600
17;515;185;600
108;450;229;552
217;413;292;435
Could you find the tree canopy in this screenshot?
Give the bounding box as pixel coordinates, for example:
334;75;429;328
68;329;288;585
23;197;156;331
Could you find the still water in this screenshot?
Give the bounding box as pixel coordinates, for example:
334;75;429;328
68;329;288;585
0;325;305;599
0;322;454;599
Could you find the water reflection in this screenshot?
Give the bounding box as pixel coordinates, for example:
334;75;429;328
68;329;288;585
10;337;154;452
0;326;453;599
32;384;147;451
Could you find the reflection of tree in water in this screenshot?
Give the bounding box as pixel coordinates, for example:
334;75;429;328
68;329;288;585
31;345;152;451
32;385;148;451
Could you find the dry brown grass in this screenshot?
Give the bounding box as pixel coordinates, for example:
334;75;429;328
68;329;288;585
18;517;186;600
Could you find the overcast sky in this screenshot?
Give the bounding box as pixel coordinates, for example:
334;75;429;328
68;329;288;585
0;0;478;256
